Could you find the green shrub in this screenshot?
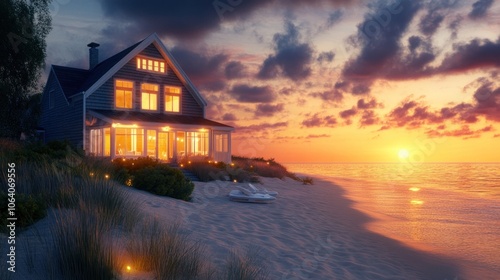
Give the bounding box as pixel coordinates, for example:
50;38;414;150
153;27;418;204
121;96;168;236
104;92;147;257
185;162;227;182
231;156;296;180
0;192;47;231
112;157;159;174
133;165;194;201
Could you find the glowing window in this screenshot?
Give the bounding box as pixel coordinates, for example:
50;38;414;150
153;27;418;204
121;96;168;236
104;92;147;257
136;57;166;73
165;86;181;113
115;80;133;109
115;128;144;156
141;83;158;110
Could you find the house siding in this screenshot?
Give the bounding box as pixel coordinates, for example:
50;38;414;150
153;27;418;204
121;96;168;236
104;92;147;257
39;71;83;147
86;44;203;117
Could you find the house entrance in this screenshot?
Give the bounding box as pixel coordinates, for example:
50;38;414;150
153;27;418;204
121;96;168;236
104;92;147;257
158;131;175;161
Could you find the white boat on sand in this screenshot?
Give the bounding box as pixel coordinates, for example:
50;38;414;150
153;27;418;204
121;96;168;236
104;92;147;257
228;188;276;203
248;183;278;197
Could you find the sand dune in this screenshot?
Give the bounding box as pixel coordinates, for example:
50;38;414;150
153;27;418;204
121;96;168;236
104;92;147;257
2;176;464;279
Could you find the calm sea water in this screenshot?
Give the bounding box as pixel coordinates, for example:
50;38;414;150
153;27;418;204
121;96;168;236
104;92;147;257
285;163;500;277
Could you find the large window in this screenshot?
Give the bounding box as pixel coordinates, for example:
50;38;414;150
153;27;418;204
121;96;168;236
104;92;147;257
90;129;102;155
90;128;111;156
137;57;165;73
115;128;144;156
186;132;209;157
165;86;181;113
215;133;228;152
141;83;158;110
115;80;133;109
147;130;157;158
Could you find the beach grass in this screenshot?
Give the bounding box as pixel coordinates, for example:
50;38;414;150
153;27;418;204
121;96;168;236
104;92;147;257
126;219;209;279
53;209;117;280
222;248;270;280
0;140;273;279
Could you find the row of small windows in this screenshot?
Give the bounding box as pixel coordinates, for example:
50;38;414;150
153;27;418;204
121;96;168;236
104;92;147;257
115;79;180;112
137;57;165;73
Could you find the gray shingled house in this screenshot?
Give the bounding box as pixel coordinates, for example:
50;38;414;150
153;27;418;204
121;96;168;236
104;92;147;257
39;33;233;163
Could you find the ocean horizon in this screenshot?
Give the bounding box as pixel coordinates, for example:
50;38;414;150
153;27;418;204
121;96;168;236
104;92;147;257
285;162;500;277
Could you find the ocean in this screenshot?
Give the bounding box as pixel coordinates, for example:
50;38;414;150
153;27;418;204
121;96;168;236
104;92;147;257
285;162;500;277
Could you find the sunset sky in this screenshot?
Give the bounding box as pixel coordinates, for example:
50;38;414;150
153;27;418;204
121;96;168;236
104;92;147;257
44;0;499;163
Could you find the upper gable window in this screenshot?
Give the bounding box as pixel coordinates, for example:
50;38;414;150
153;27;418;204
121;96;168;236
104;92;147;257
115;80;133;109
141;83;158;111
137;57;165;73
165;86;181;113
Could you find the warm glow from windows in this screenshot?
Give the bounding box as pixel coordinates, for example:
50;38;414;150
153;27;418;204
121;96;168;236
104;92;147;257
215;133;229;152
141;83;158;110
165;86;181;112
137;57;165;73
116;128;143;156
115;80;133;109
112;123;138;128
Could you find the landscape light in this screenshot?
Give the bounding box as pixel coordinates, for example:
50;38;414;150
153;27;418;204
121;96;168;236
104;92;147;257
105;174;110;179
126;265;131;272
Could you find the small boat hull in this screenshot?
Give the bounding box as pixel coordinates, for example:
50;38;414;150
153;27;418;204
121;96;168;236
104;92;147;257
228;190;276;203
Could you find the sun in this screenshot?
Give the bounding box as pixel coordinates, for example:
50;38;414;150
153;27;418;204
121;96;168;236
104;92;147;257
398;149;410;159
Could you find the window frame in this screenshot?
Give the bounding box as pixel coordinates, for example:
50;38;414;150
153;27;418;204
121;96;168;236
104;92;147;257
114;79;134;110
141;83;159;111
136;56;166;74
164;86;182;114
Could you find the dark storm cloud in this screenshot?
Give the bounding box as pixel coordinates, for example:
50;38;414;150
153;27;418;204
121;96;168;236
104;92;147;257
317;51;335;63
381;75;500;134
436;38;500;74
230;84;276;103
310;89;344;103
257;21;314;81
97;0;355;40
325;10;344;29
357;98;381;109
342;0;422;80
301;113;337;127
468;0;494;19
255;103;285;117
338;0;498;96
339;108;357;119
225;61;247;79
170;46;228;91
221;113;237;121
419;11;444;36
359;110;380;126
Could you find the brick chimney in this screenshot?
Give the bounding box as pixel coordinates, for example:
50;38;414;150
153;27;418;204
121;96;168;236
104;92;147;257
87;42;100;70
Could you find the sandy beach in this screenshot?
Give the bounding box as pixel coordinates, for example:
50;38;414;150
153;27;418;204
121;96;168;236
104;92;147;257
2;175;472;280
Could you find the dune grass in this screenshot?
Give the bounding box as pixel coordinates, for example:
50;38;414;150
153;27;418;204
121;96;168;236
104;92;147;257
127;219;210;280
0;140;272;279
53;209;117;280
222;248;270;280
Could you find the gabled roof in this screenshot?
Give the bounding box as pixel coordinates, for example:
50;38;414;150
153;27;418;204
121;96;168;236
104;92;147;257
89;110;233;130
51;66;89;98
49;34;208;108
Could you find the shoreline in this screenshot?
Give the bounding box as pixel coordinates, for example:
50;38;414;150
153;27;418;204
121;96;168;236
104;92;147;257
1;175;475;279
127;175;464;279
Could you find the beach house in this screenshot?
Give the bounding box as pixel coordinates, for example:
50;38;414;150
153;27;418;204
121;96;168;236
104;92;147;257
39;33;233;163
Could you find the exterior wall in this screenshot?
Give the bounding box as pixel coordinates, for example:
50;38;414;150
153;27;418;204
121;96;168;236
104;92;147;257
39;72;84;148
86;43;204;117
